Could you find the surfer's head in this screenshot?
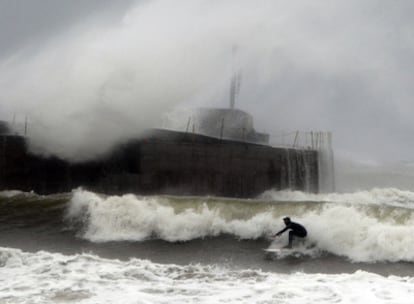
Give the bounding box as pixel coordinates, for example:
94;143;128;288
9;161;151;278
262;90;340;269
283;217;291;225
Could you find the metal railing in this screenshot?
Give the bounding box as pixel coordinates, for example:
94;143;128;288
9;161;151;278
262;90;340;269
269;130;333;150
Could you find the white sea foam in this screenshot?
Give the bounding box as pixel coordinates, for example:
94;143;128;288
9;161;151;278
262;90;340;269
0;247;413;304
66;189;276;242
298;204;414;262
66;189;414;263
260;187;414;208
0;190;30;198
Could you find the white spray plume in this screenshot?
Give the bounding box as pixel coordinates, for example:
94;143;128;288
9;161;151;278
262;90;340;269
1;0;414;162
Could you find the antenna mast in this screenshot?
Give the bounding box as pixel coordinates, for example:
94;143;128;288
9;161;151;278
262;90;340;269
229;45;242;109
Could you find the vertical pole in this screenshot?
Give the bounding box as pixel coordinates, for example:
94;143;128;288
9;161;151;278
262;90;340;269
24;116;28;136
220;118;225;139
305;132;308;148
229;45;241;110
293;131;299;148
311;131;314;149
186;117;191;133
315;132;319;149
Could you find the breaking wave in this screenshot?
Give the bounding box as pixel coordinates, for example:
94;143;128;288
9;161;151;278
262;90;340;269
65;188;414;263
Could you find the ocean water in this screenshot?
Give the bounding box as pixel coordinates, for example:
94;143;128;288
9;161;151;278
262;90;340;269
1;187;414;303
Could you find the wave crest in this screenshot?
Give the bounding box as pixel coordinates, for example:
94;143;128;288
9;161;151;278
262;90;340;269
66;188;414;263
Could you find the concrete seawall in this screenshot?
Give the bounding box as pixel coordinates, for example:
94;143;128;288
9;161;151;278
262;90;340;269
0;129;319;197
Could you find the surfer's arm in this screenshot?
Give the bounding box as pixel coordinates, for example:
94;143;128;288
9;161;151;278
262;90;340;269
274;227;288;236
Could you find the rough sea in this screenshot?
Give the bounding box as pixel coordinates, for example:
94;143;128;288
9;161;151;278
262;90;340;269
1;186;414;303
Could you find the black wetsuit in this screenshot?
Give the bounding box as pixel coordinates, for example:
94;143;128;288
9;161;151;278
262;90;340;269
278;221;307;246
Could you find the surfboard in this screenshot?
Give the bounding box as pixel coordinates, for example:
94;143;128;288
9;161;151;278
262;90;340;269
263;247;314;258
264;241;318;259
263;248;293;253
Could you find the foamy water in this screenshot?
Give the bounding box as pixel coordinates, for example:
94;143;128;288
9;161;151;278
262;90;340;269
66;188;414;263
2;188;414;303
260;187;414;208
1;247;413;304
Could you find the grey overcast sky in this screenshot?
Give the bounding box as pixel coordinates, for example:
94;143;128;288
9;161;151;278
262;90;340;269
0;0;414;163
0;0;134;56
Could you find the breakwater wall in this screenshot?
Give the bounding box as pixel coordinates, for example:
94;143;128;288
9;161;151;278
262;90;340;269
0;129;319;197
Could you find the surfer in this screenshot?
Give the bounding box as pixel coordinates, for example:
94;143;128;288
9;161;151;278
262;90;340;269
274;217;307;249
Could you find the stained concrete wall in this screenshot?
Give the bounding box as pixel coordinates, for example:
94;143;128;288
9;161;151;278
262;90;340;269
0;129;319;198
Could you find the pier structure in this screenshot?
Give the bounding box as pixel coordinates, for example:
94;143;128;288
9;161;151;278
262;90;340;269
0;122;319;197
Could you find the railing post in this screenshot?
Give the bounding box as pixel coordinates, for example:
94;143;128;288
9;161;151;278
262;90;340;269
220;118;225;139
293;131;299;148
185;117;191;133
24;116;28;136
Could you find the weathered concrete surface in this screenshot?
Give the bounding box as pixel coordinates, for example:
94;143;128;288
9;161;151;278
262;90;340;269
0;129;319;197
